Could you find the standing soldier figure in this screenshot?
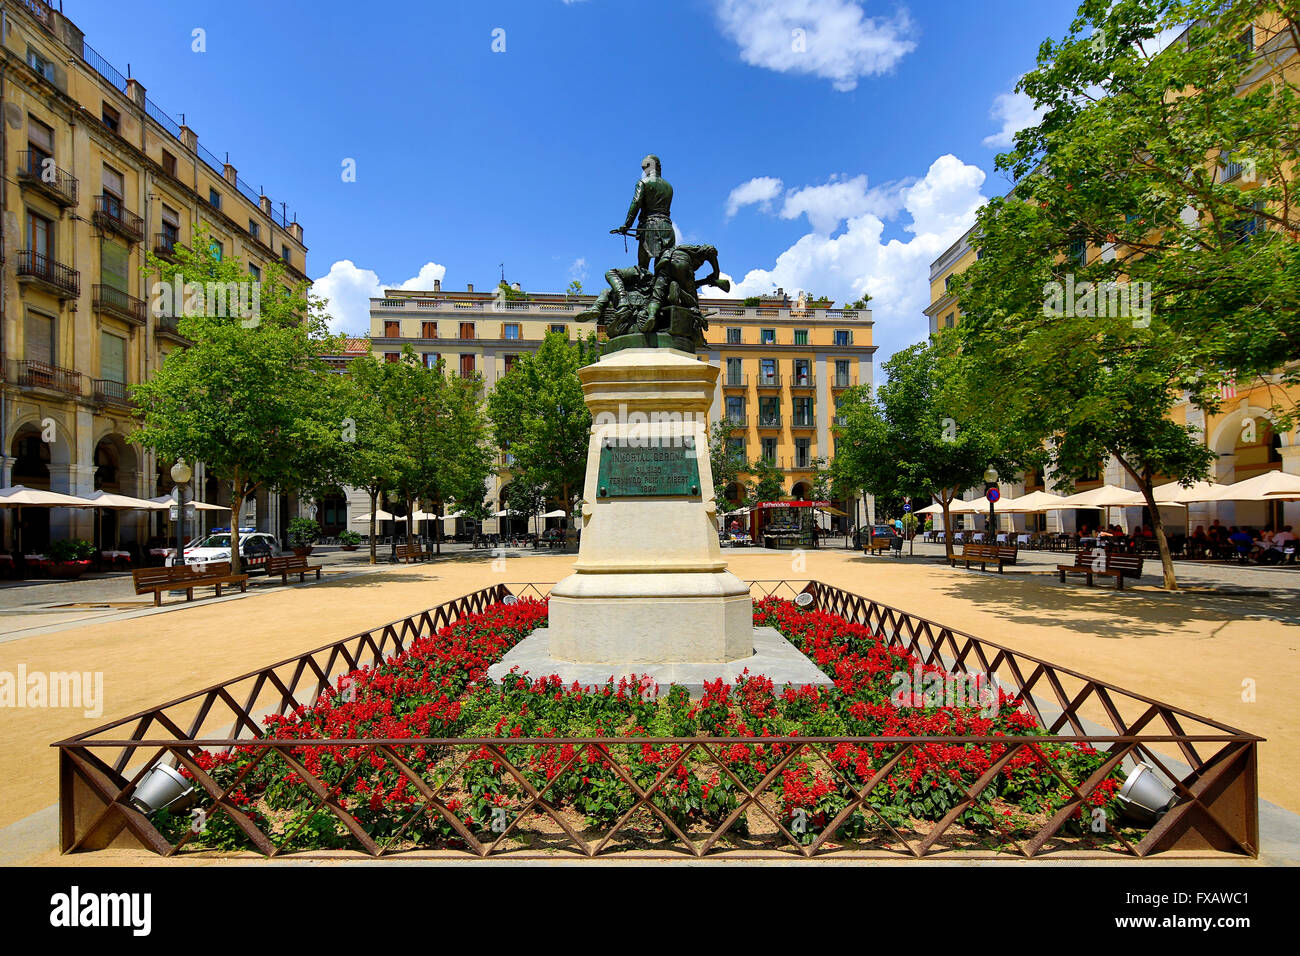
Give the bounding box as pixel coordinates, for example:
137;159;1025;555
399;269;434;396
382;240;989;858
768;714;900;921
615;154;675;270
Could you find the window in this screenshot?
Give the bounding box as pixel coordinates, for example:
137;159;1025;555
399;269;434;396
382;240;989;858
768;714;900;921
761;437;778;461
209;240;223;262
101;103;121;132
726;438;746;461
160;205;180;250
102;164;124;217
945;312;955;329
422;321;438;339
1069;237;1087;264
208;188;222;210
503;323;520;339
794;438;811;469
423;352;440;369
459;322;475;340
246;264;260;283
945;275;955;291
793;328;808;346
1230;201;1264;243
101;238;129;295
281;245;292;266
27;46;55;81
100;332;126;383
760;328;776;345
459;354;476;377
793;359;811;385
503;354;519;373
550;324;566;335
759;358;777;384
793;397;813;426
248;220;260;240
27;210;53;259
24;311;55;364
1236;27;1254;62
759;397;779;426
834;359;851;387
383;352;400;364
28;117;54;168
725;395;745;422
161;150;177;178
834;330;852;346
726;327;741;345
726;357;743;385
383;321;400;337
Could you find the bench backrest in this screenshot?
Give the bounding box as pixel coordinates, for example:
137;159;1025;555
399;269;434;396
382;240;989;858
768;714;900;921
395;544;423;557
996;546;1018;560
1105;552;1144;575
132;568;175;589
265;554;308;572
960;542;989;557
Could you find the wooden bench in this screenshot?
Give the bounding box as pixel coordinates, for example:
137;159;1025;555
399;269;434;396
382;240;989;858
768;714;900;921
394;543;427;563
131;562;249;606
863;537;892;555
1057;549;1144;589
265;554;323;584
950;542;1018;572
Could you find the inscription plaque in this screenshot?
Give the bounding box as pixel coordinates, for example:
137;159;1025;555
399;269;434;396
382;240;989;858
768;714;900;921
596;437;701;497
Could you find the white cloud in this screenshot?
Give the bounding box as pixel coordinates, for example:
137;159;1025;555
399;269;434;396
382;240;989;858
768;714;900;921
568;257;588;281
779;173;906;234
312;259;447;335
982;88;1045;149
712;0;917;92
725;176;784;217
725;154;988;364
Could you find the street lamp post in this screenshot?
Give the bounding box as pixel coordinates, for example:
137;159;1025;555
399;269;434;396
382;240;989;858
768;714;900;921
983;466;999;545
170;459;192;567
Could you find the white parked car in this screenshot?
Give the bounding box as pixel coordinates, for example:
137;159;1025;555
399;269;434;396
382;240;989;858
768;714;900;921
168;530;281;570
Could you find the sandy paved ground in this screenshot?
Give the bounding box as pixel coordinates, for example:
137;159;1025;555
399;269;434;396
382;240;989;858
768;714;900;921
1;547;1294;864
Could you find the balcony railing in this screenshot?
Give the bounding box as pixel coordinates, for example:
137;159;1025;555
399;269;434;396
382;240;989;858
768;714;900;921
94;284;147;325
831;375;857;389
9;359;82;396
93;195;145;243
756;413;782;428
723;374;747;388
153;232;181;259
722;414;747;428
92;378;134;407
16;250;80;298
790;374;816;389
756;373;782;389
16;151;78;206
155;313;192;344
791;416;816;429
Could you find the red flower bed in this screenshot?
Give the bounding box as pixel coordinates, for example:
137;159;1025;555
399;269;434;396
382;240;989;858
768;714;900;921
159;595;1122;851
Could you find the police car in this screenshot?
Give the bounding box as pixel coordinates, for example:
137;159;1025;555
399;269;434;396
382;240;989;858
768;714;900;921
168;528;281;570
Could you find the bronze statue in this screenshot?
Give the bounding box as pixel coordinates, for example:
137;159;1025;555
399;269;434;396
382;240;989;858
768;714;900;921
615;154;675;270
577;155;728;354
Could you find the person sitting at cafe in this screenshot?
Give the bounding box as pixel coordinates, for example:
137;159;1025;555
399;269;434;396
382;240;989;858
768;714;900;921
1228;526;1255;562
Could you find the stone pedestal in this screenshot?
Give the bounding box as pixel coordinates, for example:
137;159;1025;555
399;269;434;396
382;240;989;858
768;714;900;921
546;348;752;665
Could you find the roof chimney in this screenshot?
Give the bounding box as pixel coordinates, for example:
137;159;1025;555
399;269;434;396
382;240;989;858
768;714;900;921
433;279;441;292
466;283;474;293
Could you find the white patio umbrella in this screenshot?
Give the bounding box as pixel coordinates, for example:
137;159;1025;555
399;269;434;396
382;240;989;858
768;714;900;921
83;490;169;552
1153;479;1222;504
538;509;567;518
352;509;397;522
0;485;94;554
998;491;1068;512
147;494;228;511
1204;471;1300;502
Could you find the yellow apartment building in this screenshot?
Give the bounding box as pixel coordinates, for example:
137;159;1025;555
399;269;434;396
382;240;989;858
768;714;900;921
366;282;877;535
1;0;308;552
924;13;1300;536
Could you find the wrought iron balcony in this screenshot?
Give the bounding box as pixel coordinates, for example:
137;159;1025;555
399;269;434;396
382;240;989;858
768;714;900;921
789;374;816;389
722;374;748;388
92;378;134;407
722;414;747;428
153;232;182;259
93;195;145;243
16;250;80;298
791;415;817;430
155;313;193;345
16;151;78;207
831;374;857;389
94;284;147;325
756;413;782;429
9;359;82;396
756;373;782;389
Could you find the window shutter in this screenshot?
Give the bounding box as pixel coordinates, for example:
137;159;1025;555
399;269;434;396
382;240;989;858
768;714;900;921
25;313;54;364
101;331;126;383
101;239;129;292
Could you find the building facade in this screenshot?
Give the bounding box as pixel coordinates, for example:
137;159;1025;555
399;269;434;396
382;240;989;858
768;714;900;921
366;282;877;534
1;0;307;551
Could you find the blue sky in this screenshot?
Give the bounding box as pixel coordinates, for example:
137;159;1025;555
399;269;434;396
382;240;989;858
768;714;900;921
72;0;1080;366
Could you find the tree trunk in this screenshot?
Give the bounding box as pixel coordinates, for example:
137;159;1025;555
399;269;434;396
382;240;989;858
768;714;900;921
940;492;955;563
1117;456;1178;590
228;475;243;575
368;488;378;565
405;498;414;549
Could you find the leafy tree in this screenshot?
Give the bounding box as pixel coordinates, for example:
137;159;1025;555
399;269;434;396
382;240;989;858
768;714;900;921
487;332;602;537
131;225;340;573
566;280;584;297
992;0;1300;412
709;419;745;510
846;295;873;310
832;339;1037;563
745;457;785;504
337;354;405;564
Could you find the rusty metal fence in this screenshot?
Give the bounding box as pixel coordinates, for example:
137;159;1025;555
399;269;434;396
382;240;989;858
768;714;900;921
54;580;1260;860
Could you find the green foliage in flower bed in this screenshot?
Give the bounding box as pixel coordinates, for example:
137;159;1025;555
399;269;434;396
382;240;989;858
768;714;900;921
159;597;1124;852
